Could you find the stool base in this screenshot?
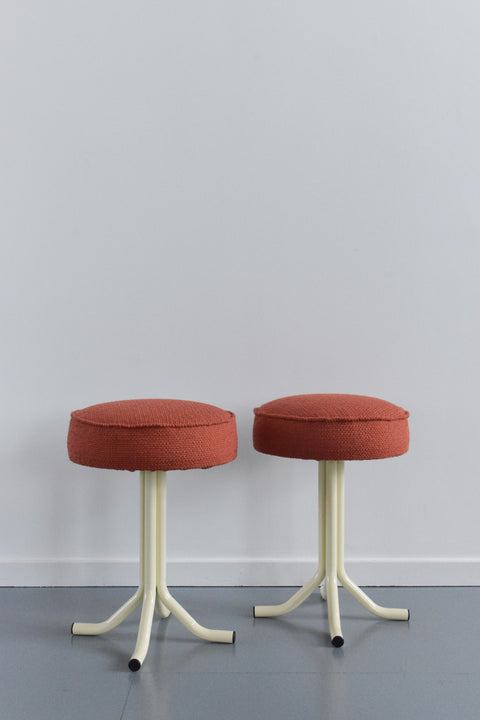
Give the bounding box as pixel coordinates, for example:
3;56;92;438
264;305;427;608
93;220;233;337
72;471;235;670
253;460;409;646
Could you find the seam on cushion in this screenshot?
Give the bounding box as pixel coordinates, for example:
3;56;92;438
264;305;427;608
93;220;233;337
70;411;236;429
253;411;409;422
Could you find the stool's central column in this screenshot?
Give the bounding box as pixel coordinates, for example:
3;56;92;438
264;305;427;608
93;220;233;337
72;468;235;673
128;471;235;670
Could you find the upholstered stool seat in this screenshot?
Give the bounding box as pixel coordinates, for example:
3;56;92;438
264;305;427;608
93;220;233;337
253;393;410;648
68;399;237;671
68;398;237;471
253;394;409;460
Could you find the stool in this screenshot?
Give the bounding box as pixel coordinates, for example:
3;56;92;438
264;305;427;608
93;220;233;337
252;393;410;647
67;398;237;671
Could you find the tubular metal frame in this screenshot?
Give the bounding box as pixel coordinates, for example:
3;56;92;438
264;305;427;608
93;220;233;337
253;460;409;647
72;470;235;671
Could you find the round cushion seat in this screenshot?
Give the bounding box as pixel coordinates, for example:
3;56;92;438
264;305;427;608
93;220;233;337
68;399;237;471
253;394;409;461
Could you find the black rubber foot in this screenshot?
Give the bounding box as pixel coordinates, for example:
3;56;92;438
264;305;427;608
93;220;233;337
70;623;75;635
232;631;236;644
252;606;256;618
331;635;344;648
407;609;411;621
128;658;141;672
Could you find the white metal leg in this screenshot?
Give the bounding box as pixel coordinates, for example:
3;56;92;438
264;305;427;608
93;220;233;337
128;471;158;671
253;462;326;618
71;589;143;636
253;460;409;646
325;461;343;647
72;472;147;637
335;462;409;622
155;471;171;619
72;470;235;671
156;471;235;644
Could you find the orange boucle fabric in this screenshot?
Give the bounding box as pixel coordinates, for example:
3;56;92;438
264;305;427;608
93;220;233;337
253;394;409;461
68;399;237;471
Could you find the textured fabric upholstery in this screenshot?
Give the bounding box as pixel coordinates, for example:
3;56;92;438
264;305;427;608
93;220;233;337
68;399;237;471
253;394;409;461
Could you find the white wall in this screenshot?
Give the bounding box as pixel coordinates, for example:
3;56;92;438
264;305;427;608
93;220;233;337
1;1;479;586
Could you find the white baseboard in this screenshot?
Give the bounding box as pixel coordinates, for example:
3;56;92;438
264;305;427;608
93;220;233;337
1;557;480;587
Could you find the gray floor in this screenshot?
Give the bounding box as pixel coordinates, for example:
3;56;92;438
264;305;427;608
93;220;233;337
1;586;479;719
